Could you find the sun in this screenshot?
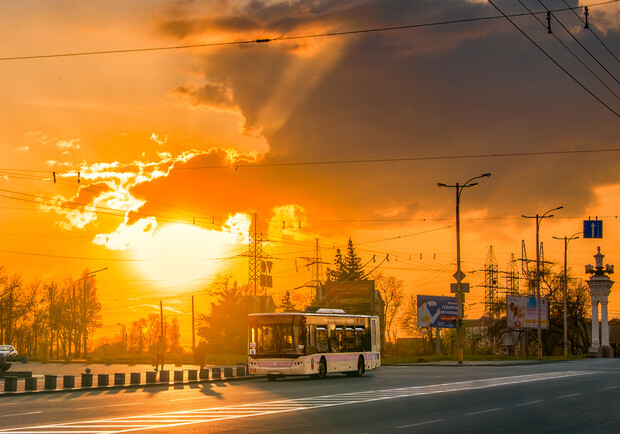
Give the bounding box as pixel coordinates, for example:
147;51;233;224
134;223;238;288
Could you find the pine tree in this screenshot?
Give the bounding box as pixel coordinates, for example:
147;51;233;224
343;238;365;281
327;238;365;281
279;290;297;312
327;248;345;281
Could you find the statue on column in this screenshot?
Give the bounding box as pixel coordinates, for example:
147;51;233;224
585;247;614;358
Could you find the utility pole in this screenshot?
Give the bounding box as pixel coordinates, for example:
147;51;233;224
553;232;580;357
160;300;165;342
191;295;196;351
438;172;491;364
248;213;264;296
299;239;327;303
522;206;563;361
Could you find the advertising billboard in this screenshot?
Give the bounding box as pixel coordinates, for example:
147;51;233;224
324;280;376;315
417;295;458;328
506;295;548;329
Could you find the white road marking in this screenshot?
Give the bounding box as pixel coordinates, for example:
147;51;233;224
465;408;502;416
397;418;446;429
0;412;42;419
557;393;582;399
0;371;595;433
516;400;544;406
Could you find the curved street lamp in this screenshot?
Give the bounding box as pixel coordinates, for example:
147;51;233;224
438;172;491;364
553;231;581;357
522;206;563;361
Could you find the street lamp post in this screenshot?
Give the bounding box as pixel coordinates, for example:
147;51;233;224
552;232;580;357
438;172;491;364
522;207;562;361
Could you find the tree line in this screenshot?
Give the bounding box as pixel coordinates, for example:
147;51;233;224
0;266;102;359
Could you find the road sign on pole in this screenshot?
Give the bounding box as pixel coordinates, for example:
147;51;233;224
583;220;603;239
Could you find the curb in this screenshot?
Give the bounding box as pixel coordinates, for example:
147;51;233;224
0;374;263;397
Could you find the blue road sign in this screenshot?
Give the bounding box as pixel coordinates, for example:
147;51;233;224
583;220;603;238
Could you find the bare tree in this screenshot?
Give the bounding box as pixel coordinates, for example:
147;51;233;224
373;272;404;344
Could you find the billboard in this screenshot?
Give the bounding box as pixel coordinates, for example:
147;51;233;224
324;280;376;315
417;295;458;328
506;295;548;329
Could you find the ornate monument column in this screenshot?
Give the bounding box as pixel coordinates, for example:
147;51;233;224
585;247;614;358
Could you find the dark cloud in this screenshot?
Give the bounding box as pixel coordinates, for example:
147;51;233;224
154;0;620;226
170;83;236;109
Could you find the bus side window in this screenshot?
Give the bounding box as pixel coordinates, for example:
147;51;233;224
345;327;356;352
364;328;372;351
355;327;365;351
316;327;329;353
306;325;317;355
332;327;344;353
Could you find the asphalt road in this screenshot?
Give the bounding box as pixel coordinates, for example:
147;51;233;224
0;359;617;433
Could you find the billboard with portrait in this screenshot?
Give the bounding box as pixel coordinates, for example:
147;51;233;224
506;295;548;329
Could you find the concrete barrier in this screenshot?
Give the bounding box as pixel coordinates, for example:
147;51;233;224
97;374;109;386
114;373;125;386
199;368;209;380
81;373;93;388
44;375;57;390
174;371;183;383
63;375;74;389
188;370;197;381
211;367;221;379
4;376;17;392
159;370;169;383
146;371;156;383
130;373;140;385
25;377;37;391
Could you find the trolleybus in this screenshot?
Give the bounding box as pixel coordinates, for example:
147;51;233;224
248;309;381;380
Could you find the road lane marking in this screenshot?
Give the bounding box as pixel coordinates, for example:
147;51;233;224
465;408;502;416
397;418;446;429
0;412;42;419
0;370;595;433
516;400;544;406
557;393;581;399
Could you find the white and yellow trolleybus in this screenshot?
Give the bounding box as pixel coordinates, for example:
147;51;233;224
248;309;381;380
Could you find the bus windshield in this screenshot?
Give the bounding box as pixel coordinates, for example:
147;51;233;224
249;315;305;357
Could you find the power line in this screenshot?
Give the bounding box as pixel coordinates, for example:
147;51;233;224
540;0;620;87
561;0;620;64
488;0;620;118
518;0;620;101
0;2;615;62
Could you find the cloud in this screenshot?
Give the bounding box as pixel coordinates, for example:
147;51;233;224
170;83;237;111
150;133;168;146
151;0;620;226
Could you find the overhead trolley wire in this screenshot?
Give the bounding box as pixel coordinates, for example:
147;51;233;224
0;2;616;62
518;0;620;101
561;0;620;64
538;0;620;87
488;0;620;118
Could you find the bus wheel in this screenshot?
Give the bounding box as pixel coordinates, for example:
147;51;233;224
267;375;277;382
355;356;365;376
318;357;327;379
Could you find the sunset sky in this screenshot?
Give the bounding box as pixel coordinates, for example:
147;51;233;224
1;0;619;348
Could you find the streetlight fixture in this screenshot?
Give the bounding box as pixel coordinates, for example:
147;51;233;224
552;231;581;357
438;172;491;364
522;206;563;361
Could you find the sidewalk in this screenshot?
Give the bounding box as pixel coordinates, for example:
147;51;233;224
0;362;251;395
